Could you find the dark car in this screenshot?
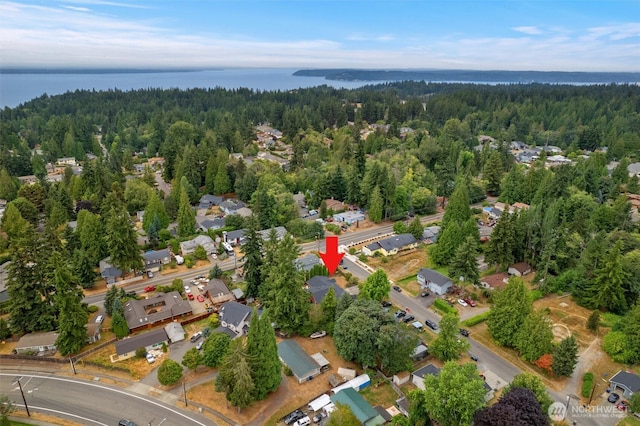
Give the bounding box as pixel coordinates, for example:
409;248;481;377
608;393;620;403
190;331;203;343
425;320;438;330
119;420;137;426
312;412;327;423
403;315;416;323
284;409;305;425
393;285;402;292
469;353;479;362
420;291;430;297
459;328;470;337
394;310;406;319
381;301;392;307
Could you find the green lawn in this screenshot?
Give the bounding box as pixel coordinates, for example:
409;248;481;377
617;415;640;426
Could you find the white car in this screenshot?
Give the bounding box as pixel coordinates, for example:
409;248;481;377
146;353;156;364
94;315;104;324
458;299;469;307
184;285;192;294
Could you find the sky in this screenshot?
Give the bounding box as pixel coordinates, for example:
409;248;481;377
0;0;639;71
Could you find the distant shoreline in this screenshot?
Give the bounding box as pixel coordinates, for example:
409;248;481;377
0;68;223;75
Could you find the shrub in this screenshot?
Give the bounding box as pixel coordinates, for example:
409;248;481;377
460;310;490;327
349;248;356;255
471;207;482;214
194;245;208;260
358;254;368;263
135;347;147;358
185;256;195;268
87;305;99;313
433;299;458;315
162;342;167;353
283;365;293;376
469;292;478;301
529;289;543;302
325;224;341;235
581;372;594;398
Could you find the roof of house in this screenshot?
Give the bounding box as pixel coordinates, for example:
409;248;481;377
199;194;223;205
379;233;417;251
481;272;510;289
610;370;640;393
417;268;452;287
204;279;235;304
330;388;384;425
86;322;101;337
509;262;532;274
306;275;344;303
413;363;441;378
114;328;168;355
374;405;393;422
180;235;215;251
225;229;246;242
142;249;170;262
219;301;253;328
123;291;193;329
413;344;428;357
196;216;226;230
164;322;185;341
277;339;320;379
294;254;323;271
334;211;365;220
220;200;246;212
213;325;239;338
99;258;122;278
16;331;59;348
257;226;287;241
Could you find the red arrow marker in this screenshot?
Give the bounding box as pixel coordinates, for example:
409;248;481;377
319;236;345;275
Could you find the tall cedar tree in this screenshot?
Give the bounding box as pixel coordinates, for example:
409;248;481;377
359;269;391;301
320;286;338;334
143;190;169;232
586;240;629;313
485;210;516;270
51;253;88;355
215;339;255;412
72;249;97;288
552;335;579;376
430;312;470;362
241;217;263;299
448;235;480;285
483;150;505;196
246;310;282;400
76;209;107;266
368;186;384;223
105;206;142;274
431;179;473;265
514;309;554;362
111;298;129;338
104;285;119;316
488;277;532;347
586;310;600;333
177;186;195;237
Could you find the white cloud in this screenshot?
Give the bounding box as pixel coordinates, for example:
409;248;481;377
62;6;90;12
62;0;149;9
347;33;395;42
513;26;543;35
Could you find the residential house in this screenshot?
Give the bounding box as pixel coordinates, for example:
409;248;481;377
331;374;372;394
417;268;453;295
180;235;216;256
628;162;640;178
203;279;235;305
362;233;418;256
56;157;77;166
306;275;345;303
133;164;145;173
412;364;440;390
164;322;186;343
609;370;640;398
488;207;503;220
196;216;226;232
543;145;563;154
396;397;410;417
219;200;246;215
234;207;253;217
224;229;246;246
218;301;253;337
256;151;290;171
480;272;509;290
277;339;322;383
123;291;193;332
508;262;532;277
323;199;345;212
0;262;10;303
141;249;171;272
86;322;102;344
198;194;223;210
17;175;38;185
294;254;323;272
99;258;122;284
510;141;528;150
257;226;287;241
422;225;441;243
330;388;385;426
113;328;169;362
333;211;365;225
14;331;58;355
412;344;429;361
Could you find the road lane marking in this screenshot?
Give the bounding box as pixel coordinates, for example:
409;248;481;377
12;404;108;425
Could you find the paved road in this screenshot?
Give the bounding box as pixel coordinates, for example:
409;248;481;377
0;372;213;426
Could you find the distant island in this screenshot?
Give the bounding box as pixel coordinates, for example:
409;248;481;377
0;68;221;74
293;69;640;84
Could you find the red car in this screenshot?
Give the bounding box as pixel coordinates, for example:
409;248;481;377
188;293;195;301
197;294;205;303
144;285;156;293
463;298;476;307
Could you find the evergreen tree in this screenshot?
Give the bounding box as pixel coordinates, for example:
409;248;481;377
76;209;107;265
104;284;119;316
205;156;218;194
72;249;97;288
483;151;505;196
246;310;282;400
0;168;18;201
488;278;532;347
485;210;516;270
214;163;232;195
111;298;129;338
500;164;525;204
335;292;354;320
368;186;384;223
430;179;472;265
242;217;263;299
215;339;255;412
448;235;480;285
586;310;600;334
552;335;579;376
143;190;169;232
0;318;11;340
407;216;424;240
105;206;142;274
147;214;160;248
177;186;195;237
320;286;338;334
515;310;554;362
586;241;629;313
1;203;31;242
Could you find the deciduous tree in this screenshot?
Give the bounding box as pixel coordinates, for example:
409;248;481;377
359;270;391;302
181;347;203;370
157;359;183;386
326;402;361;426
474;387;548;426
202;332;231;367
430;312;470;361
504;373;553;413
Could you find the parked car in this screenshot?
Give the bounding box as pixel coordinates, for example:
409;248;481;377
94;315;104;324
146;270;154;278
308;210;318;216
184;285;192;294
188;293;195;300
420;291;430;297
190;332;203;343
403;315;416;323
144;285;156;293
312;411;327;423
457;299;468;307
469;353;479;362
145;353;155;364
294;416;311;426
196;341;204;350
310;331;327;339
125;290;137;297
119;420;137;426
197;294;205;303
425;320;438;330
608;393;620;403
284;409;305;425
617;400;628;411
463;297;476;307
381;301;392;307
459;328;470;337
393;285;402;292
394;310;407;319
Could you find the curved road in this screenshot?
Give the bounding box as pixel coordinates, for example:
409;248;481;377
0;372;213;426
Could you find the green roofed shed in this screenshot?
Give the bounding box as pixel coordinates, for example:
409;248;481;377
277;339;321;384
330;388;385;426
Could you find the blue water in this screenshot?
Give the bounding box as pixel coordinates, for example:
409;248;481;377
0;68;382;109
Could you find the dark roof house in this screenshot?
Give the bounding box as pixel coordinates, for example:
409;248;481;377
99;258;122;284
198;194;223;210
218;301;253;336
306;275;344;303
417;268;453;295
114;328;169;360
141;249;171;272
123;291;193;332
412;363;441;390
609;370;640;397
294;254;323;272
203;279;235;305
363;233;418;256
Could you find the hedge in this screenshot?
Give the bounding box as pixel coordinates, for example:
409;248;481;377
581;372;594;398
460;310;491;327
433;299;458;315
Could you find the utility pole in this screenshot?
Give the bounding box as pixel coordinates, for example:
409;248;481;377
182;380;187;407
15;379;30;417
69;356;76;375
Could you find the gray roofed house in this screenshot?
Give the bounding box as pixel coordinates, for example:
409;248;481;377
422;226;441;243
628;162;640;178
412;363;441;390
141;249;171;272
219;301;253;337
164;322;186;343
198;194;223;210
277;339;321;383
417;268;453;295
196;216;226;232
180;235;216;255
123;291;193;332
306;275;344;303
220;200;246;215
294;254;323;272
224;229;247;245
204;279;235;305
609;370;640;398
113;328;168;360
14;331;59;355
99;257;122;284
257;226;287;241
362;233;418;256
